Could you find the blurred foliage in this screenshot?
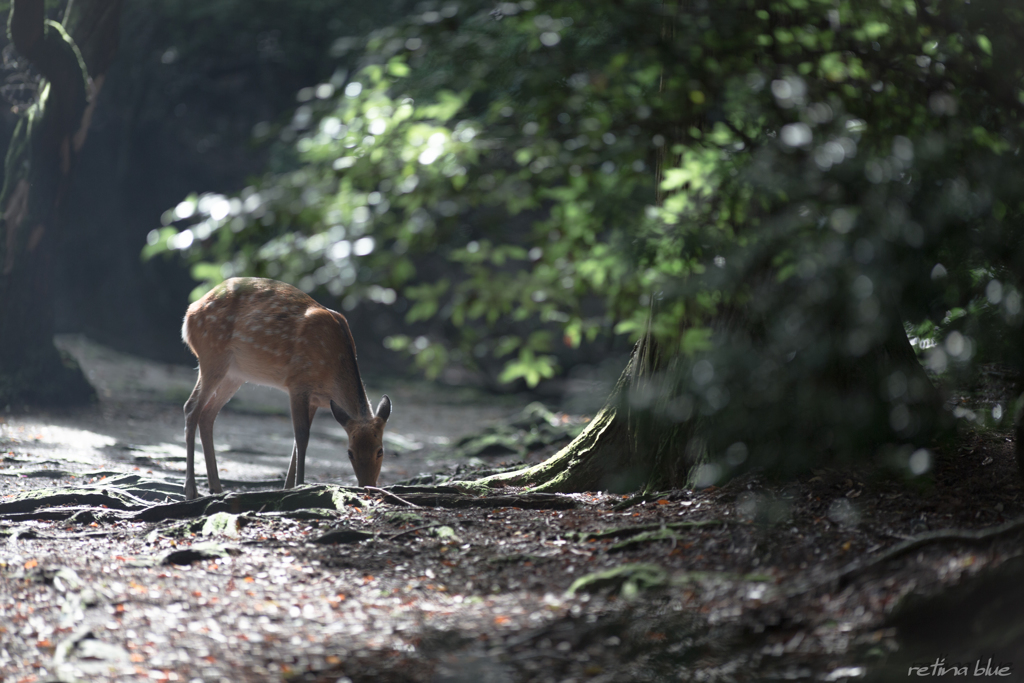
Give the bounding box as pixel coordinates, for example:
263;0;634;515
149;0;1024;479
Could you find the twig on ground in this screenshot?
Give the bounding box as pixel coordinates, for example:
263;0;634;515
363;486;422;508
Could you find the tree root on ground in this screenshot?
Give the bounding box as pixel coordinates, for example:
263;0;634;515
788;515;1024;598
0;481;580;526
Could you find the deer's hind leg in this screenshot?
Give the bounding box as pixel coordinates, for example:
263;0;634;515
183;377;204;500
183;360;231;500
197;376;244;495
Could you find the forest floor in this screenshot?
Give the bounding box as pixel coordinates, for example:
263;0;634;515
2;337;1024;682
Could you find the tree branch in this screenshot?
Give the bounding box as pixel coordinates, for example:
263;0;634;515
63;0;123;78
8;0;43;62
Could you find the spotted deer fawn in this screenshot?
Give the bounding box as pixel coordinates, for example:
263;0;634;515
180;277;391;499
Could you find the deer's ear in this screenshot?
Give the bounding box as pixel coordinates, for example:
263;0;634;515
330;400;352;427
376;395;392;422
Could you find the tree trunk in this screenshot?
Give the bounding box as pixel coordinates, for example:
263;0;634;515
473;301;941;494
474;335;704;493
0;0;121;406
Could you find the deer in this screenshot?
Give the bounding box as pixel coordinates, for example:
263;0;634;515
180;277;391;500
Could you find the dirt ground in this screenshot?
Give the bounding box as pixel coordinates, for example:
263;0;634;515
3;339;1024;682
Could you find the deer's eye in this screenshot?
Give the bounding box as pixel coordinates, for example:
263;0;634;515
347;449;354;460
376;448;384;460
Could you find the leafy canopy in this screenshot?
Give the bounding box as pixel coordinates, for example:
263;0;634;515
148;0;1024;479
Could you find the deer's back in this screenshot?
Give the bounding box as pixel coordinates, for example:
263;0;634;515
183;278;355;400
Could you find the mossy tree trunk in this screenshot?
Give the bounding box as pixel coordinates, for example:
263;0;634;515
474;299;939;495
475;335;704;494
0;0;121;406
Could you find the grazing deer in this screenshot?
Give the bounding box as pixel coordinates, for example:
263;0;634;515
180;277;391;500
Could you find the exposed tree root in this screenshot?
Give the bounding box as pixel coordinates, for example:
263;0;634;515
464;336;701;494
788;514;1024;598
0;481;580;526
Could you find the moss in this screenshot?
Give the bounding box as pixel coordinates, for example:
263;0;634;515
609;528;679;552
202;511;241;538
566;563;669;599
380;511;425;526
0;485;140;514
470;402;628;493
464;338;713;495
328;485;365;509
430;525;458;540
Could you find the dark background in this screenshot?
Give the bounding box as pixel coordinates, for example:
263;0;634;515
39;0;415;363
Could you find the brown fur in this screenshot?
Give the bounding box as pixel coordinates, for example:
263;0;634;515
180;277;390;499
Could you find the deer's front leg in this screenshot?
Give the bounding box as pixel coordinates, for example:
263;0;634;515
286;395;314;488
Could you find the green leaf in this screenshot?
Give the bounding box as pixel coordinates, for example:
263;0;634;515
190;262;223;284
387;57;410;77
140;227;179;261
406;299;438;323
495;335;521;358
414;342;449;379
384;335;411;351
498;349;558;387
680;328;713;355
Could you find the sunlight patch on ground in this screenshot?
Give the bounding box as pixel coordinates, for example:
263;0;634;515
0;422;117;465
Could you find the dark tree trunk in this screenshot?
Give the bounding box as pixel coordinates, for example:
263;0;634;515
0;0;121;406
474;335;704;493
474;302;941;494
